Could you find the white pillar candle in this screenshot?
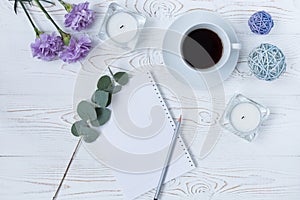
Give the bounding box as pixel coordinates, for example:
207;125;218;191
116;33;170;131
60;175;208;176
230;103;261;132
106;12;138;44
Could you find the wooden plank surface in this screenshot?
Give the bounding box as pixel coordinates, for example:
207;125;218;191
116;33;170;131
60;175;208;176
0;0;300;199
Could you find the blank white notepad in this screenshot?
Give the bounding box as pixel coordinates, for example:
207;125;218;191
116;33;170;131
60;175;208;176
85;71;195;200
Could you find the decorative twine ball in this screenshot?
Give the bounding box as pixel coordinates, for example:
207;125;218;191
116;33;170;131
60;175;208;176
248;43;286;81
248;11;274;35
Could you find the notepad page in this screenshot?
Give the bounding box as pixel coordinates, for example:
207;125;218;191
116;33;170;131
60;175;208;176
85;71;196;200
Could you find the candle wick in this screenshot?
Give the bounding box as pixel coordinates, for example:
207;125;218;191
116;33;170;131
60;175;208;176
120;25;124;29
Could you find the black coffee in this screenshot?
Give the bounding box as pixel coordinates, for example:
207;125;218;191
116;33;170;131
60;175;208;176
181;28;223;70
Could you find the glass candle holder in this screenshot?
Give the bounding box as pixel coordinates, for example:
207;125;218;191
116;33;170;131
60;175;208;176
98;3;146;50
220;94;270;142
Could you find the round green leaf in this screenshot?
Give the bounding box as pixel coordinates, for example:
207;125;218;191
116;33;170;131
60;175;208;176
97;75;112;90
71;120;88;137
71;123;80;137
92;90;109;107
97;108;111;125
114;72;129;85
103;82;115;93
90;118;100;127
91;90;97;103
77;101;97;121
94;108;111;126
81;127;100;143
112;85;122;94
104;86;113;93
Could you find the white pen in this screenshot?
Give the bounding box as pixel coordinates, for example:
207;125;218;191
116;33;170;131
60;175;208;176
153;115;182;200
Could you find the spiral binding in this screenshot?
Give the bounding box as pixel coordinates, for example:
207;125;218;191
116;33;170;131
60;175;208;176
146;71;194;167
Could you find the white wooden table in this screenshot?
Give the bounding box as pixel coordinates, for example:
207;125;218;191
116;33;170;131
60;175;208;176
1;0;300;199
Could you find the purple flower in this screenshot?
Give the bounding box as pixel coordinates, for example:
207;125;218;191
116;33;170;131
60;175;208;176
31;33;64;61
59;35;92;63
64;2;95;31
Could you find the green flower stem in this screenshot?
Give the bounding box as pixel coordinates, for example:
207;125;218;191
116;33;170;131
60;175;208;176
19;0;42;37
33;0;59;31
57;0;73;12
33;0;71;45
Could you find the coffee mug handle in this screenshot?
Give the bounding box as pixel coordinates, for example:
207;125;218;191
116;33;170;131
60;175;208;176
232;43;242;50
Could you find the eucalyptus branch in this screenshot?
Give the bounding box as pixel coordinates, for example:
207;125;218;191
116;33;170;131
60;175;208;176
108;67;114;77
52;138;82;200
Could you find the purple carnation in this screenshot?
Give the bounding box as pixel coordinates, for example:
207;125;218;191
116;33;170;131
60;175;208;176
59;35;92;63
64;2;95;31
31;33;64;61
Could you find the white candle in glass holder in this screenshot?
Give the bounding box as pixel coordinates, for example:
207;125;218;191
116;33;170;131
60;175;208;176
106;12;138;44
230;102;261;132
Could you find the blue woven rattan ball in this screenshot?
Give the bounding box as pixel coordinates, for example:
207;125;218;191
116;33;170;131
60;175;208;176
248;43;286;81
248;11;274;35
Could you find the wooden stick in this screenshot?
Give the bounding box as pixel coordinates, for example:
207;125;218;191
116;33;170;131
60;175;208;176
52;138;82;200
